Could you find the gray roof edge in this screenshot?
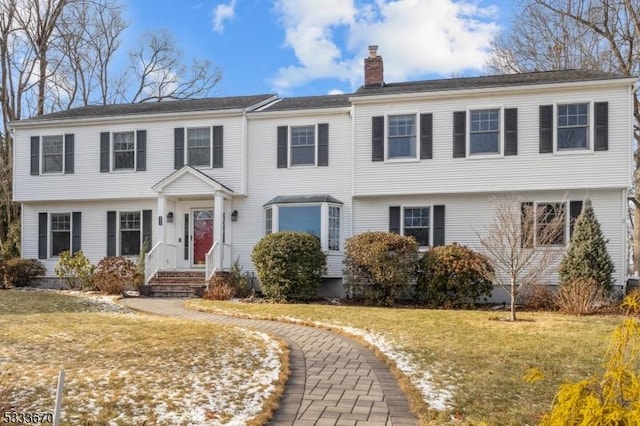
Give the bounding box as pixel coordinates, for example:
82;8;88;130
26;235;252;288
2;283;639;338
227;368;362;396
263;194;343;206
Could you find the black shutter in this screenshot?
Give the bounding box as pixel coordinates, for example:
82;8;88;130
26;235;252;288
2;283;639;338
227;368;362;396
521;202;534;248
594;102;608;151
569;200;583;238
136;130;147;171
277;126;288;168
142;209;152;249
174;128;184;169
100;132;110;172
539;105;553;153
453;111;466;158
64;134;74;173
433;205;445;246
389;206;401;234
38;212;47;259
420;113;433;159
504;108;518;156
107;211;116;256
372;116;384;161
318;123;329;166
72;212;81;254
212;125;223;168
31;136;40;175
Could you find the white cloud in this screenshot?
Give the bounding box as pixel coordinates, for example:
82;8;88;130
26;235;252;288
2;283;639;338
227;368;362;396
270;0;500;93
328;89;345;95
212;0;237;34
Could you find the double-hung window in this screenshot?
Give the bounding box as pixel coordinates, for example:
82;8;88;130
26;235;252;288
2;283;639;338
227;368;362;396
50;213;71;256
557;103;589;150
402;207;430;247
521;202;567;247
264;197;342;252
120;211;141;256
42;135;64;173
113;131;135;170
470;109;500;154
387;114;416;159
291;126;316;166
187;127;211;167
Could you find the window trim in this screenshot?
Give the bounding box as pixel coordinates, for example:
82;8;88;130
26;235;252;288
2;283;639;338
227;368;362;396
400;205;432;248
118;210;143;257
111;131;137;171
185;126;212;168
289;124;318;167
384;112;419;162
468;107;502;156
49;212;71;258
466;106;504;158
41;135;65;174
264;202;342;252
524;201;569;247
553;101;594;154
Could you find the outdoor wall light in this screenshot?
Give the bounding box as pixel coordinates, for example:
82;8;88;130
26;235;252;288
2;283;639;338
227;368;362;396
231;210;238;221
167;212;174;223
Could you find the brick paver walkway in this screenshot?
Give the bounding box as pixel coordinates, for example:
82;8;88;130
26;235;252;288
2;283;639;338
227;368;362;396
119;298;417;425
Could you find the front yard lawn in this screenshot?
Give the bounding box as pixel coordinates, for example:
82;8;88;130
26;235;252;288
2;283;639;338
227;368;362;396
186;299;620;426
1;291;285;425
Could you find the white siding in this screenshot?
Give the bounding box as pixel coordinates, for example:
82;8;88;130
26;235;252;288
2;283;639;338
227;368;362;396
22;199;156;275
353;84;631;196
353;188;626;296
14;115;246;202
230;110;353;277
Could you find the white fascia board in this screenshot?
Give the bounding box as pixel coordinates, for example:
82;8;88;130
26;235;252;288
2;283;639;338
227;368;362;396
349;78;638;105
8;107;250;130
247;107;352;120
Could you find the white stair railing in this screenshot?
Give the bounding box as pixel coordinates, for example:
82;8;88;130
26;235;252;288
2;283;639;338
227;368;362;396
145;241;163;284
205;242;218;285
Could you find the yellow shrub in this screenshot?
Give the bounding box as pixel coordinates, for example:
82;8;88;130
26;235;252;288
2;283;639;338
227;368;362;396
540;293;640;425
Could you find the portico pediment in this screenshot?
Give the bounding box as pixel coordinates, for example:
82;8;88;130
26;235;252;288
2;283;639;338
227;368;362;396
152;166;234;197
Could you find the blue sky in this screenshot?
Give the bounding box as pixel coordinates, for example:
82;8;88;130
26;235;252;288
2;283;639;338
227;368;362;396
124;0;515;97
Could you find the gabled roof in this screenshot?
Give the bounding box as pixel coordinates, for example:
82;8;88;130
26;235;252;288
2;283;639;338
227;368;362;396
353;69;633;97
17;94;277;123
264;194;343;206
152;165;233;194
261;94;351;111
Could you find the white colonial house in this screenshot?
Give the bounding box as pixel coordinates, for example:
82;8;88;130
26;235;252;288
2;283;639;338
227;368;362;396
10;47;636;298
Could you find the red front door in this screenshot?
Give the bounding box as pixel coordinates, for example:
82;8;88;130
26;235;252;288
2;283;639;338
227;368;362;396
193;209;214;265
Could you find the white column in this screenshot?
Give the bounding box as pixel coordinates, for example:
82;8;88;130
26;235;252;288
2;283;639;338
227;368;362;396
157;195;167;267
214;193;224;269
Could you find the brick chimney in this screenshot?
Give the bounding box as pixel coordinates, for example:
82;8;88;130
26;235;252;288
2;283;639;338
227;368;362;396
364;45;384;87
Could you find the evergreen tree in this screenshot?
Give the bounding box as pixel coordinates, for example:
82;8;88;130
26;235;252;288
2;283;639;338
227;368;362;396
559;199;615;292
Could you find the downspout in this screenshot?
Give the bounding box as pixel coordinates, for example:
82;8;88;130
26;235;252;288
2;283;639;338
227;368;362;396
242;110;248;196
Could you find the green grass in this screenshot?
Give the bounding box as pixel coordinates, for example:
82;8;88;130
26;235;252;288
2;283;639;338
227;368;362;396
1;290;285;425
186;299;620;425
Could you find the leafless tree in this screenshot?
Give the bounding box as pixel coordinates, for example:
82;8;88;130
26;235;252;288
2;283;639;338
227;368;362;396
127;29;222;103
486;0;640;271
0;0;222;245
476;194;566;321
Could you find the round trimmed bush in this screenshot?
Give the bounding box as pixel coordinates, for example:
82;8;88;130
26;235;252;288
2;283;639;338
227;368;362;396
251;232;326;301
93;256;137;295
343;231;418;306
416;243;493;307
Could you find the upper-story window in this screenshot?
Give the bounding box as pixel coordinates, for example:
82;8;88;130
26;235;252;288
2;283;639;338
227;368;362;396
277;124;329;168
187;127;211;166
113;131;135;170
557;103;589;150
387;114;416;159
174;126;223;169
470;109;500;155
291;125;315;166
100;130;145;173
42;135;64;173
